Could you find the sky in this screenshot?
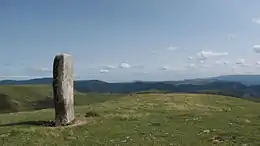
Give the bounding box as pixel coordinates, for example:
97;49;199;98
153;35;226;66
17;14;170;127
1;0;260;82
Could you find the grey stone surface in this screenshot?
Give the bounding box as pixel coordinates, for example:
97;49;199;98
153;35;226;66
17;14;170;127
52;53;75;126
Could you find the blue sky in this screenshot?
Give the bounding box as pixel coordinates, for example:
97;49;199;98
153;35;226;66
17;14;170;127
1;0;260;82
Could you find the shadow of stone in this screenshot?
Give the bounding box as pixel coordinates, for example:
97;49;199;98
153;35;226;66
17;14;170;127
0;120;55;127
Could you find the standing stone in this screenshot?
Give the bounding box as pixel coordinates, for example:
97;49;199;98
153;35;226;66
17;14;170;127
52;53;75;126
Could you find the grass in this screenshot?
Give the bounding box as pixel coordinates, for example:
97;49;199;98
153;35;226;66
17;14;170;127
0;85;121;113
1;93;260;145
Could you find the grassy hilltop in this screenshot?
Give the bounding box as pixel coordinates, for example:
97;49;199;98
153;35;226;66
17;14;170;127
0;87;260;145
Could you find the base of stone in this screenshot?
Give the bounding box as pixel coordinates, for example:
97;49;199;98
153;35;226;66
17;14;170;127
54;119;76;127
32;116;92;128
62;119;89;128
53;115;92;127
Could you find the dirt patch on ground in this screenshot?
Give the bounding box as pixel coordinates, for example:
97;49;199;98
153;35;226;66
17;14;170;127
64;119;90;128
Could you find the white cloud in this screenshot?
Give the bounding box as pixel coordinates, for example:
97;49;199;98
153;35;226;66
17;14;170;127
235;59;252;67
167;45;177;51
100;69;109;73
187;63;196;69
188;56;193;60
105;65;117;69
182;47;189;52
29;67;52;72
199;60;205;64
119;63;131;68
236;58;245;65
151;50;157;55
252;18;260;24
228;33;237;40
132;65;145;69
215;60;229;65
25;67;52;76
161;66;171;71
151;48;162;55
197;50;229;59
256;61;260;65
197;60;210;68
200;64;210;68
223;61;229;65
253;45;260;53
159;65;187;72
215;60;221;64
39;67;52;72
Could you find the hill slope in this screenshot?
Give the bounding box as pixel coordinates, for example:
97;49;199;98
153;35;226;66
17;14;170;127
1;93;260;145
0;85;121;113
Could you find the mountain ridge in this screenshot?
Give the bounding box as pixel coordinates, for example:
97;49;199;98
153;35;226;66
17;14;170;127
1;74;260;85
1;75;260;99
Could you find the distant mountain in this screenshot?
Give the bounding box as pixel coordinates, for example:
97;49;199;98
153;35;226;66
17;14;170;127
1;75;260;98
164;75;260;86
1;75;260;86
0;78;52;85
212;75;260;85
